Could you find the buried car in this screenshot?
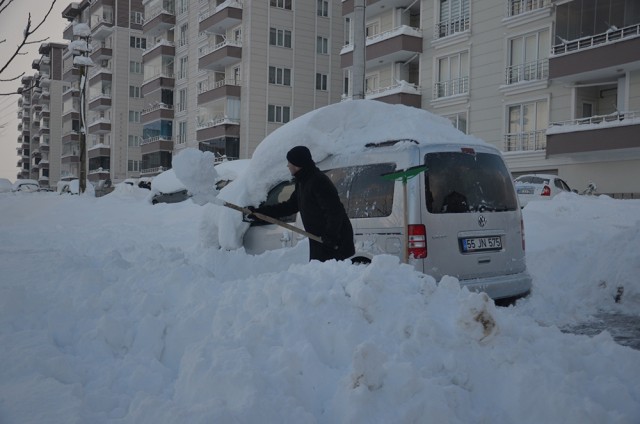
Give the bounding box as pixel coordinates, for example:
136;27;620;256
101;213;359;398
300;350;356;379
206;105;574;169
150;169;191;205
232;100;532;301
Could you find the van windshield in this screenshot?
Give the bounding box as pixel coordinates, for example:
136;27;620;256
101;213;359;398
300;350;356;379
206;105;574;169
425;152;518;213
325;163;396;218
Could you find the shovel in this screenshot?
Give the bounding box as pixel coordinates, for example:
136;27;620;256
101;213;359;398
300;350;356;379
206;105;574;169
218;200;324;244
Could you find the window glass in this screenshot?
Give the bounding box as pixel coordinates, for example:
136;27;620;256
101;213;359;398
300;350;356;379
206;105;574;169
325;163;396;218
253;180;296;225
425;152;518;213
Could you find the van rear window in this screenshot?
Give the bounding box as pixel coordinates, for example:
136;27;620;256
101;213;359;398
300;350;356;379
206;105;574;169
425;152;518;213
325;163;396;218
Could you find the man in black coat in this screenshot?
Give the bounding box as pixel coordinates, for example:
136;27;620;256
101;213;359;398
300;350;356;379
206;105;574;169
250;146;355;262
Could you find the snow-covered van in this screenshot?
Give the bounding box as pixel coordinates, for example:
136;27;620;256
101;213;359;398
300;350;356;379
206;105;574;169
245;140;531;301
231;100;531;300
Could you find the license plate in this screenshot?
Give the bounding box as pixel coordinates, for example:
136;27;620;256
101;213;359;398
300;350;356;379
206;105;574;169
517;188;534;194
461;236;502;252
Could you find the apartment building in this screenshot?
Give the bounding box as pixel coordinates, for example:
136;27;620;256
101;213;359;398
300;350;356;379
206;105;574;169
23;43;68;188
60;0;145;185
139;0;345;176
16;77;34;181
341;0;640;196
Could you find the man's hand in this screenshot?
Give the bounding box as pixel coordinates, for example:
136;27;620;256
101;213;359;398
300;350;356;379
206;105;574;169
244;206;258;222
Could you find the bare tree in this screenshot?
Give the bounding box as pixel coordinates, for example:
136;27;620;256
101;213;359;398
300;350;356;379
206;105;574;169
0;0;59;95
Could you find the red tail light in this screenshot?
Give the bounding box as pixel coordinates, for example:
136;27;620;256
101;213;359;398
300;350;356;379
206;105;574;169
521;217;526;251
541;185;551;196
408;224;427;259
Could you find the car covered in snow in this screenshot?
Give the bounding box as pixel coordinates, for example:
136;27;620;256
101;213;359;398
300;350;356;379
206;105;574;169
11;179;40;192
228;100;532;301
514;174;572;207
0;178;12;193
150;169;191;205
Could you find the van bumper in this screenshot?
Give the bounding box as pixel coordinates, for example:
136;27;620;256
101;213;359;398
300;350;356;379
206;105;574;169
459;271;532;300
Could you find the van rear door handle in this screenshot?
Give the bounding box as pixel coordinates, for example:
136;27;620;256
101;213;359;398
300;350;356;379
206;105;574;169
478;258;491;264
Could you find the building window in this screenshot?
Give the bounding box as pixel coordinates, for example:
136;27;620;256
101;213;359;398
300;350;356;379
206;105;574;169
445;112;468;134
317;36;328;54
268;104;291;123
130;36;146;49
179;24;189;47
316;73;328;90
129;61;142;74
365;73;379;93
436;0;470;39
177;121;187;144
128;111;141;123
434;51;469;99
130;11;143;25
128;135;141;146
178;88;187;112
270;0;292;10
506;29;549;85
505;99;548;151
129;85;141;98
366;21;380;37
269;66;291;86
269;27;292;48
233;66;241;84
128;160;140;172
178;56;188;79
317;0;329;17
177;0;188;14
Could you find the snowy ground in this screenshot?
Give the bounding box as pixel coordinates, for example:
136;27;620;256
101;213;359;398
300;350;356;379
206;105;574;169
0;189;639;424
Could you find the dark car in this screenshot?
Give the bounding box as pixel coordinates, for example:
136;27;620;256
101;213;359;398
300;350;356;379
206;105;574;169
151;189;191;205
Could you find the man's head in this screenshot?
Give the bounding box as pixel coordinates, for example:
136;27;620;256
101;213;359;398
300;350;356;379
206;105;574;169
286;146;314;175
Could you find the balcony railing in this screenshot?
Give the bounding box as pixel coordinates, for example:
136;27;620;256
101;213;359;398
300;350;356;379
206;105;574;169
433;76;469;100
197;78;241;94
198;39;242;58
342;25;422;52
144;5;175;23
504;130;546;151
505;58;548;84
552;23;640;55
141;135;173;145
141;166;168;174
548;111;639;130
435;16;470;39
142;102;174;115
196;115;240;130
143;66;174;84
198;0;243;22
506;0;550;18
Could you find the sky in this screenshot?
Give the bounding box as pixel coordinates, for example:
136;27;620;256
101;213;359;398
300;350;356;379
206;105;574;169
1;101;639;423
0;0;69;180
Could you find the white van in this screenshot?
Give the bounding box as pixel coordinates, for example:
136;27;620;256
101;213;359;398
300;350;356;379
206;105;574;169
244;139;531;301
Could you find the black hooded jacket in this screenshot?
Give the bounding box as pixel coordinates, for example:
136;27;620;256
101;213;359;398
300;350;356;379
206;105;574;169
255;165;355;262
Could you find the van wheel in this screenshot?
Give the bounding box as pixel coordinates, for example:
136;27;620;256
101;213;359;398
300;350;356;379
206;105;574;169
351;257;371;265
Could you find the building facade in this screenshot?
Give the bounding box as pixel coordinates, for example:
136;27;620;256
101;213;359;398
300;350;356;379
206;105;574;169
61;0;145;185
139;0;345;176
341;0;640;196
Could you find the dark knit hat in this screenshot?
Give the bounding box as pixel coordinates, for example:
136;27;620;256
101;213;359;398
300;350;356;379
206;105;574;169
286;146;314;168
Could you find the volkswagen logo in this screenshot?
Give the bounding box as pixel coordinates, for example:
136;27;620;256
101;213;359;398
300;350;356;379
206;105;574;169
478;215;487;227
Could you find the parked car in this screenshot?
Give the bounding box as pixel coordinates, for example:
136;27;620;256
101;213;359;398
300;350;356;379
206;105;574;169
244;140;531;301
514;174;572;207
11;179;40;192
150;169;191;205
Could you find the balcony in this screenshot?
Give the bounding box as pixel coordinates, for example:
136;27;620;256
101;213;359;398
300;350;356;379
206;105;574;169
141;102;174;122
432;76;469;101
196;116;240;142
197;79;241;105
342;0;418;16
63;22;74;41
546;111;640;157
140;136;174;156
550;24;640;83
143;6;176;38
63;65;82;83
143;39;175;61
344;81;421;108
88;143;111;160
198;40;242;72
89;93;112;111
433;15;470;45
341;26;422;69
142;66;175;96
89;67;113;84
88;117;111;134
91;14;115;40
501;59;549;93
63;87;81;102
504;130;546;152
90;44;112;62
199;1;242;35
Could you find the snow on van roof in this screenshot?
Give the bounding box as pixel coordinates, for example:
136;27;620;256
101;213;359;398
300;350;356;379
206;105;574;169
203;100;491;250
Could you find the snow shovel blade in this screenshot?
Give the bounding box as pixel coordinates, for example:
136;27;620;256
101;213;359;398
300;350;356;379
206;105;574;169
219;200;324;244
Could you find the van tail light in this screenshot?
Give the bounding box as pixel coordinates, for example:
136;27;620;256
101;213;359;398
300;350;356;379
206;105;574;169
408;224;427;259
541;185;551;196
521;217;526;251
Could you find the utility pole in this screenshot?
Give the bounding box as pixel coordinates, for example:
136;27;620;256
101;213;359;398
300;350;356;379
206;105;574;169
352;0;366;100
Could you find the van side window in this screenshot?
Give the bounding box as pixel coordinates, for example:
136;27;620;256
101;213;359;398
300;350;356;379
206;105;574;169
253;180;296;225
325;163;395;218
425;152;518;213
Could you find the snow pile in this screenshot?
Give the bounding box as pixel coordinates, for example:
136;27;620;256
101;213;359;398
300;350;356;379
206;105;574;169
0;191;639;423
171;148;219;205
